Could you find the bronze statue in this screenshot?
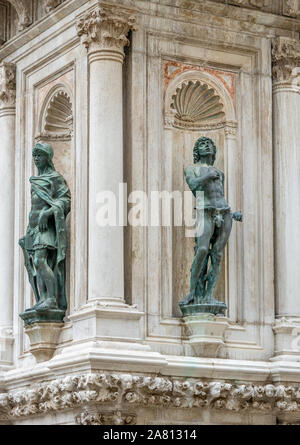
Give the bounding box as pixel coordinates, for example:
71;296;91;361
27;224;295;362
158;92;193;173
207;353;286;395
19;143;71;324
180;137;242;316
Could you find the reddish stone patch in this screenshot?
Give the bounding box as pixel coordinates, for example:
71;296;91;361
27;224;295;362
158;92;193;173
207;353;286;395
164;60;235;101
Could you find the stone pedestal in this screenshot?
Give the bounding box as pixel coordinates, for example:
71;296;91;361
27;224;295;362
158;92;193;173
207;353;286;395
19;308;65;326
0;63;16;369
24;322;63;363
272;37;300;360
183;314;229;358
69;300;144;344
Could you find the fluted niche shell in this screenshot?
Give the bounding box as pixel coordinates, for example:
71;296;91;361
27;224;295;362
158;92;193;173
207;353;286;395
44;90;73;135
170;80;225;125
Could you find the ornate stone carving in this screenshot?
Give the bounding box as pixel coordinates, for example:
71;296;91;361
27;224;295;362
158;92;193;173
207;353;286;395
227;0;270;8
75;408;136;425
170;80;225;127
43;90;73;137
76;5;137;54
7;0;31;31
2;372;300;420
0;63;16;109
44;0;61;14
272;37;300;84
283;0;300;18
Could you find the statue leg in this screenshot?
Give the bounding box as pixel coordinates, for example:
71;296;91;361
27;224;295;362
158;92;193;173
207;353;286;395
33;248;58;310
205;213;232;300
180;213;214;305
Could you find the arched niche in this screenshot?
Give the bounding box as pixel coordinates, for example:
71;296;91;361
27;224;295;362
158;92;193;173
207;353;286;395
36;84;74;313
163;69;239;319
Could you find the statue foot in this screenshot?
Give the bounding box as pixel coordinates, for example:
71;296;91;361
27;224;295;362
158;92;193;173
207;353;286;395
180;292;195;306
35;298;58;312
24;300;44;312
203;294;221;304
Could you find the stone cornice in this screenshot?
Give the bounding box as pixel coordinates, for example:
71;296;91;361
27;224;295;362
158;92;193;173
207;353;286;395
272;37;300;86
223;0;271;10
76;4;137;57
1;0;300;63
2;371;300;421
0;63;16;110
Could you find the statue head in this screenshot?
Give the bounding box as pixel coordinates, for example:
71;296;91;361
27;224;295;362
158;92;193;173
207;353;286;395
193;137;217;165
32;143;55;171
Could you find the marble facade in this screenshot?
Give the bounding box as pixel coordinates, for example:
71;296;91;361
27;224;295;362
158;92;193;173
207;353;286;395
0;0;300;425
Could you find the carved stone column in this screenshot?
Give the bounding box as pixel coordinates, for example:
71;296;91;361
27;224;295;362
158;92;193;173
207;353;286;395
62;4;147;351
0;63;16;369
271;37;300;361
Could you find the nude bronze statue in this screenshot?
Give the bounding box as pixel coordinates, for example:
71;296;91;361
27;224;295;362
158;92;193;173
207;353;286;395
19;143;71;324
179;137;242;316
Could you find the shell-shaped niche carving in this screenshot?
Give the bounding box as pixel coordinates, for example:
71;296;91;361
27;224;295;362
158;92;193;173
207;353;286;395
44;90;73;136
170;80;225;125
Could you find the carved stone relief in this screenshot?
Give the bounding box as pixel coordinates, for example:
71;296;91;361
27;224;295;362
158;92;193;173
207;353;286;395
75;408;136;425
43;89;73;138
76;5;137;53
1;372;300;421
272;37;300;84
44;0;61;14
0;62;16;109
6;0;31;31
228;0;271;7
283;0;300;18
170;80;225;129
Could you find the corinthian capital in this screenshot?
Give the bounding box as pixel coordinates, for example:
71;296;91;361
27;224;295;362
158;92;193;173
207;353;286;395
272;37;300;84
0;63;16;109
76;5;137;56
283;0;300;18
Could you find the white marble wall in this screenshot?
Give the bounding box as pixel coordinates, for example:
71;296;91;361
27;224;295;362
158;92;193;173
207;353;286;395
0;0;299;425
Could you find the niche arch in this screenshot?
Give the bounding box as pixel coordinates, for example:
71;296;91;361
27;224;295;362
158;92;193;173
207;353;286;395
38;83;73;140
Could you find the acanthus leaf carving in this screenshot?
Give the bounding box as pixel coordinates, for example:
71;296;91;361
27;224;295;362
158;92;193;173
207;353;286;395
227;0;271;9
7;0;32;31
76;5;137;53
272;37;300;84
0;63;16;109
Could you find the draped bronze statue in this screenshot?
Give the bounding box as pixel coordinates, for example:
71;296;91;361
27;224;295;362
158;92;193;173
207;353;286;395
19;143;71;325
179;137;242;316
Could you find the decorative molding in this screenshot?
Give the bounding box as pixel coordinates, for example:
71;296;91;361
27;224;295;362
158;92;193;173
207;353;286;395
75;408;136;425
0;63;16;109
76;4;137;56
272;37;300;85
44;0;61;14
39;88;73;140
283;0;300;18
2;372;300;420
164;61;235;100
7;0;31;31
44;90;72;135
170;80;225;127
227;0;271;8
